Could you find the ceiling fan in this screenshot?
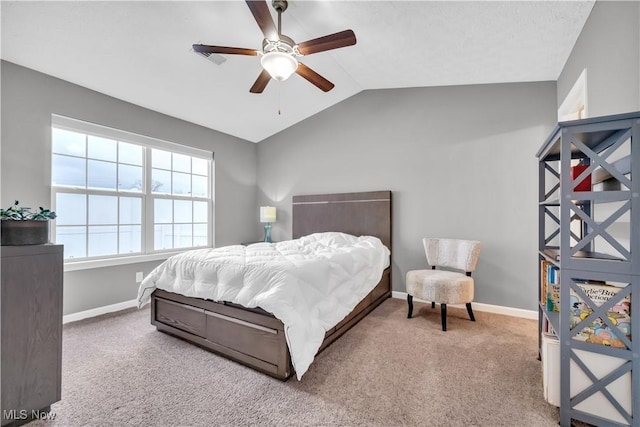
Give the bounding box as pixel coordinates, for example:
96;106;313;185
193;0;357;94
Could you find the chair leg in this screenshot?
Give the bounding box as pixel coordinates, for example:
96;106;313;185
431;302;435;309
407;295;413;318
441;304;447;331
466;302;476;322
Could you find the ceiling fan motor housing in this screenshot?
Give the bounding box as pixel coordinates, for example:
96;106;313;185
262;34;300;56
272;0;288;13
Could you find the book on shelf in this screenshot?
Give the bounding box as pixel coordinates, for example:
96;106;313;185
540;260;548;305
541;315;557;336
540;260;560;312
570;282;631;348
571;163;592;192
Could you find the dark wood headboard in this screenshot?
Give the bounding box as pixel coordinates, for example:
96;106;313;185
292;191;392;252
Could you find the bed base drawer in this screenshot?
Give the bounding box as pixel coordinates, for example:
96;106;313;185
154;298;206;337
204;311;287;367
153;320;287;378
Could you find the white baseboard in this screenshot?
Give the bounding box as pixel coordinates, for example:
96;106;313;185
391;291;537;320
63;299;139;324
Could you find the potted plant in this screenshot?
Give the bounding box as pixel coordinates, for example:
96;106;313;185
0;200;57;246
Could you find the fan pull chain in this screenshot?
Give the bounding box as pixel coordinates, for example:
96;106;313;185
278;82;282;116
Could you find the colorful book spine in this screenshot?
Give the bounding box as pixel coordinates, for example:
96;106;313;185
540;260;560;312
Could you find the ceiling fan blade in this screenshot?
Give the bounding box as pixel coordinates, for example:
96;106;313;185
193;44;259;56
297;30;356;55
296;63;334;92
245;0;278;41
250;70;272;94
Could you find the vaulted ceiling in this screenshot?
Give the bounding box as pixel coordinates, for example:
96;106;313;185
1;1;594;143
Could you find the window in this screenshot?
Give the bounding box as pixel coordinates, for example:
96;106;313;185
51;115;213;266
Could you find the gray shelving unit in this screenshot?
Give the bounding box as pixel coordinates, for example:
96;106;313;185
537;112;639;427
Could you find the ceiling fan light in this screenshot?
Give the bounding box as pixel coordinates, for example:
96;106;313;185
260;51;298;81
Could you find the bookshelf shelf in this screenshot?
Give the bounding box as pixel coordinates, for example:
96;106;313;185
537;112;639;427
592;155;631;184
539;249;560;265
539;303;559;332
539;248;625;263
540;191;631;206
571;251;626;262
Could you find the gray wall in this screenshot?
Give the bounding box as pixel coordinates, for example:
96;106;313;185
1;61;258;315
557;1;640;116
257;82;557;311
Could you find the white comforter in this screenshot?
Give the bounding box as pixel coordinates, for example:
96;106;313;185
137;232;390;379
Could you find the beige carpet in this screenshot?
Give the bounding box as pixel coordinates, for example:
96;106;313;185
29;298;560;426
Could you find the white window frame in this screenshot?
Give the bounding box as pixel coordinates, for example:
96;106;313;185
51;114;214;271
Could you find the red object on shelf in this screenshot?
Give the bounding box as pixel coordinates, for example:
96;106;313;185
571;164;592;191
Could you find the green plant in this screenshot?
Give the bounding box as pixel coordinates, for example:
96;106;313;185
0;200;56;221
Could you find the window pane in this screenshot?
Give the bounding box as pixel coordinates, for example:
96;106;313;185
87;135;117;161
89;195;117;225
52;155;86;187
52;128;86;157
193;224;207;247
119;141;143;166
192;175;208;197
56;193;86;225
88;225;118;256
174;200;192;223
56;226;86;259
174;224;193;248
119;225;141;254
119;197;141;225
172;172;191;195
173;153;191;173
154;224;173;250
193;201;208;223
151;168;171;194
152;149;171;169
154;199;172;223
192;158;208;176
119;164;143;192
88;160;117;190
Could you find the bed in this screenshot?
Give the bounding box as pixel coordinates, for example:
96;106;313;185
140;191;392;380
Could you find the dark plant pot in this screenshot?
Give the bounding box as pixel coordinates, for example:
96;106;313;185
1;220;50;246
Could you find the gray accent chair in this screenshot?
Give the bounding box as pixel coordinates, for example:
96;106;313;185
406;238;481;331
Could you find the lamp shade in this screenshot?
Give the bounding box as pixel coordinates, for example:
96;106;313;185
260;52;298;81
260;206;277;223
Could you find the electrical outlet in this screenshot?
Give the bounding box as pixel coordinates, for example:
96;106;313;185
135;272;143;283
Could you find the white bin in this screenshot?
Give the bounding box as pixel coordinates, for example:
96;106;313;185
540;332;632;423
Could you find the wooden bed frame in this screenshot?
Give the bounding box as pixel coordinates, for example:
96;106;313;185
150;191;392;380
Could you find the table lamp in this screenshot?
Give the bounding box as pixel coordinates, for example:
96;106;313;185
260;206;276;243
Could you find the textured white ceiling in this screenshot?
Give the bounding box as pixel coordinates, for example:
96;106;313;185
1;1;594;143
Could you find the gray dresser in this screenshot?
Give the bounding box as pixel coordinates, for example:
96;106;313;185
1;244;63;426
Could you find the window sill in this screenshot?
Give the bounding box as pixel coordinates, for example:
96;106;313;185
63;251;192;272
